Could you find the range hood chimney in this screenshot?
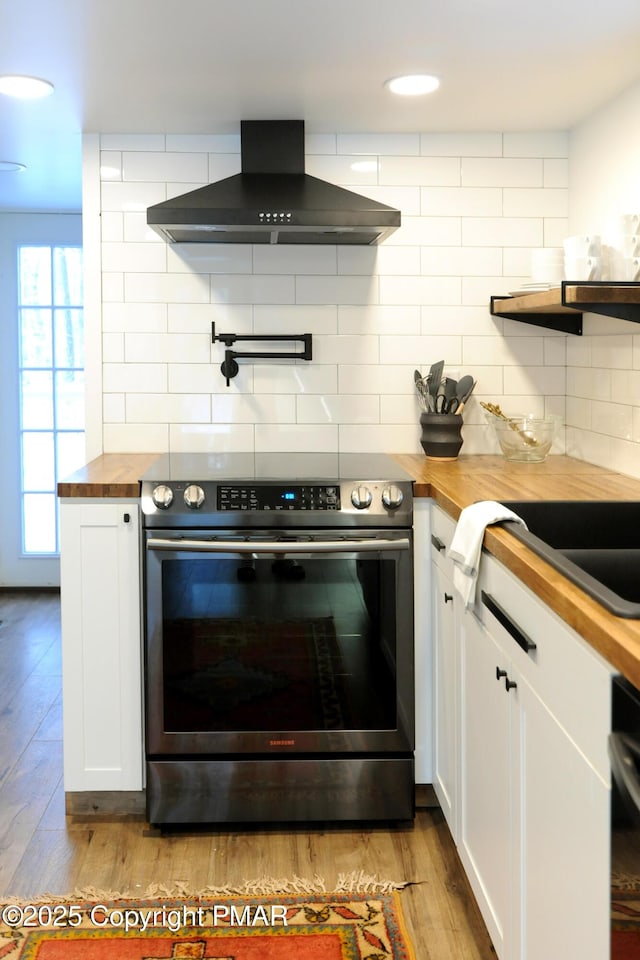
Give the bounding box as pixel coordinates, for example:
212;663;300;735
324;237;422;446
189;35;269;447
146;120;400;245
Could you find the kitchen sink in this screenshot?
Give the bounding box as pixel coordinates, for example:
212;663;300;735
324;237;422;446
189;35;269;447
498;500;640;618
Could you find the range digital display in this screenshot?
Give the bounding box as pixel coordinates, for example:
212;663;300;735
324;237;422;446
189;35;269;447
218;484;340;511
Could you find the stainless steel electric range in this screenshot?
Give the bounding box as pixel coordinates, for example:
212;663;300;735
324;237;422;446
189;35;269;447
141;452;414;827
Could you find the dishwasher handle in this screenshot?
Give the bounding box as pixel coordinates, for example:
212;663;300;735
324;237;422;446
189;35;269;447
609;732;640;821
147;536;411;555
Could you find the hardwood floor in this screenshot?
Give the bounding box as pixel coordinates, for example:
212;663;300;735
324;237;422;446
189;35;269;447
0;590;496;959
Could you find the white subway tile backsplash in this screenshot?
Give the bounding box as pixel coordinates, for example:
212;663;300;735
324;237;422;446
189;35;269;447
312;335;379;365
380;156;460;186
101;212;123;242
211;274;295;304
125;272;210;303
103;362;167;393
253;364;338;395
103;422;169;452
296;275;377;306
101;181;166;212
253;246;337;276
380;334;462;366
338;364;414;395
123;151;208;183
390;217;462;246
421;186;502;217
102;302;168;333
126;393;211;423
337;133;420;155
169;363;236;394
207;154;242;181
338;305;420;335
102;242;167;273
421;305;497;336
167;243;252;275
306;155;379;185
211;394;296;424
503;188;568;218
296;394;380;424
503;132;569;158
543;158;569;188
254;304;337;335
125;332;209;364
255;423;338;453
462;158;542;188
94;128;628;464
102;332;124;363
338;423;419;454
101;134;165;151
166;134;239;153
462;217;543;247
379;275;461;306
421;246;502;276
420;132;503;157
169;423;255;453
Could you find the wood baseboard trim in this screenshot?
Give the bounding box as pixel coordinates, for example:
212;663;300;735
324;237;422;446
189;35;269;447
65;785;438;820
65;790;146;821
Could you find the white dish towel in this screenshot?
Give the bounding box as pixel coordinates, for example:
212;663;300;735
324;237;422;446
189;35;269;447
448;500;527;608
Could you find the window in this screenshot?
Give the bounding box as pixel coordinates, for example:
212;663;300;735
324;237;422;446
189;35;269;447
18;245;84;554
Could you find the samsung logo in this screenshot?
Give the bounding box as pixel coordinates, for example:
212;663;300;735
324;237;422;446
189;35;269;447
269;739;295;746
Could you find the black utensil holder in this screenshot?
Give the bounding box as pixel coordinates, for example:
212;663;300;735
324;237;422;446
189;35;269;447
420;412;464;460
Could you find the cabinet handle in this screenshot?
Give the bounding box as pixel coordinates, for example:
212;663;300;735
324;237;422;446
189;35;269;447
505;677;517;692
481;591;537;655
123;513;131;523
496;667;507;681
431;534;446;553
444;593;454;604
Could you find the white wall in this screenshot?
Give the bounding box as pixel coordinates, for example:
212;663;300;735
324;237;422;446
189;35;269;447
567;79;640;477
84;130;570;458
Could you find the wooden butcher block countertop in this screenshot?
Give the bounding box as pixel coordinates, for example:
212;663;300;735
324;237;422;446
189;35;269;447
395;453;640;689
58;452;640;688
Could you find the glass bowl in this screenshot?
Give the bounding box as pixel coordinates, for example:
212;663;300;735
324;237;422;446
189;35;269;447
487;414;556;462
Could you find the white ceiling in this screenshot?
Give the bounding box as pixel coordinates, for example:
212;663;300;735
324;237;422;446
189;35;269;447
2;0;640;213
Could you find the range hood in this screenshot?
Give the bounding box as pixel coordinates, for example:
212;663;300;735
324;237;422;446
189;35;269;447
146;120;401;245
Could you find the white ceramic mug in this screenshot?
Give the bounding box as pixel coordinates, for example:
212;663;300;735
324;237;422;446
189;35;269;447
615;214;640;236
624;257;640;282
563;234;602;259
564;256;602;281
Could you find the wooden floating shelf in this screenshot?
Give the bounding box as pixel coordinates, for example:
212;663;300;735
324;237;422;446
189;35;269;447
490;281;640;335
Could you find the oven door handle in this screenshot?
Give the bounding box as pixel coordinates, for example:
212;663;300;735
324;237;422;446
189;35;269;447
146;536;410;555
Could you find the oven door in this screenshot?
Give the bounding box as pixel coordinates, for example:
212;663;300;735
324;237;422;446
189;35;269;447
144;528;414;758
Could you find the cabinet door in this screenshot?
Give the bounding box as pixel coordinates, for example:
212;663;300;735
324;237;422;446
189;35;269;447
459;609;513;959
432;562;458;836
60;500;142;791
517;675;610;960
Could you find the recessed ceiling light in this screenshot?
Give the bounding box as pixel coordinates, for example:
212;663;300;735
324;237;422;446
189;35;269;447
385;74;440;96
0;160;27;173
0;75;54;99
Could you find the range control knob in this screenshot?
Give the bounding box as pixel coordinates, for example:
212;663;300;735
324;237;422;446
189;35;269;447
351;485;373;510
382;484;404;510
184;484;205;509
152;484;174;509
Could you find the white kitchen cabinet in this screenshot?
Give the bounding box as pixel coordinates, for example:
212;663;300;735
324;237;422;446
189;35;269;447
430;504;461;838
459;608;512;957
458;549;612;960
60;499;143;791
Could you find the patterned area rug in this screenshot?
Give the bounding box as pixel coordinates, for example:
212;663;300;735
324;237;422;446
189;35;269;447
0;890;415;959
612;883;640;959
163;616;348;731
